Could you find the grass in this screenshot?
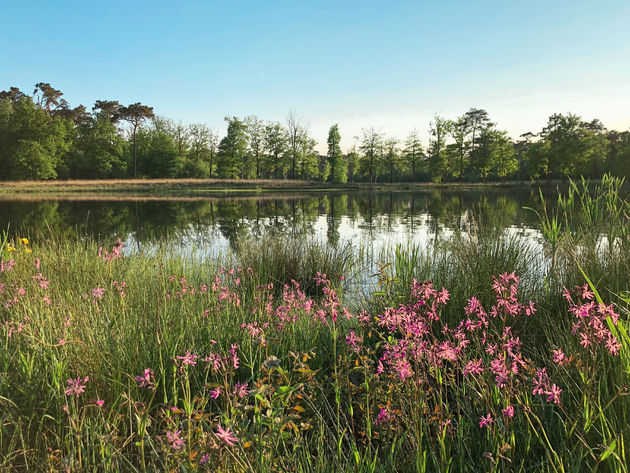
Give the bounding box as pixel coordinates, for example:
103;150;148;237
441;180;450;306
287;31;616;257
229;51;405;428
0;177;563;199
0;176;629;472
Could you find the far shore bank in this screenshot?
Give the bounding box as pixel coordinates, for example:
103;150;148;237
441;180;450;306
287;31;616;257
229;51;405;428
0;178;578;198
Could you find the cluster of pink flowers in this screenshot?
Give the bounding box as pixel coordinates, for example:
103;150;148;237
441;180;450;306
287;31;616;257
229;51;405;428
564;285;622;356
0;259;16;272
532;368;562;404
65;376;89;397
98;239;123;262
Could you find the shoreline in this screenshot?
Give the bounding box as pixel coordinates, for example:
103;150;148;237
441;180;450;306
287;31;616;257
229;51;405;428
0;178;563;198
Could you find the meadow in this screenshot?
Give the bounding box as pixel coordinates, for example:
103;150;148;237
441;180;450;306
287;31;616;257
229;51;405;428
1;176;629;472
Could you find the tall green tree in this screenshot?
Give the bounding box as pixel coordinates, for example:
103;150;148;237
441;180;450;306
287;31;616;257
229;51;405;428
186;123;212;177
327;124;347;183
263;122;288;179
0;93;73;180
359;127;384;183
246;116;265;179
403;130;423;182
346;145;360;182
119;103;154;178
428;116;452;182
216;116;249;179
472;128;515;180
286;112;306;180
448;116;471;181
383;137;400;184
299;134;320;180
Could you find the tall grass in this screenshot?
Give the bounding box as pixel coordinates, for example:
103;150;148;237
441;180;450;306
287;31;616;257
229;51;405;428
1;178;629;472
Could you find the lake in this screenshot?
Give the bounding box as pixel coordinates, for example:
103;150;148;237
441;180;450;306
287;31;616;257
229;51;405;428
0;188;550;260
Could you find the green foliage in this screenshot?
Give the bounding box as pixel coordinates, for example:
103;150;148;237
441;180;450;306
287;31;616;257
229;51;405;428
327;124;347;183
359;127;384;183
0;83;628;184
216;116;249;179
0;96;73;180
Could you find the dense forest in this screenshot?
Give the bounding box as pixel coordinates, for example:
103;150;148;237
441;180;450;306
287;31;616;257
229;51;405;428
1;82;629;183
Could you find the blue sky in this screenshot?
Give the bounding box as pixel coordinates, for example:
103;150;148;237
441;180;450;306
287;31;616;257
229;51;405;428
2;0;629;151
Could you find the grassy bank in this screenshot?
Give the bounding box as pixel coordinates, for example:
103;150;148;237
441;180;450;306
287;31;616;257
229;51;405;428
0;178;557;199
1;178;629;472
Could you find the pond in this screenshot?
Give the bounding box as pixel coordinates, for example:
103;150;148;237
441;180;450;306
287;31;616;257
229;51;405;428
0;188;550;260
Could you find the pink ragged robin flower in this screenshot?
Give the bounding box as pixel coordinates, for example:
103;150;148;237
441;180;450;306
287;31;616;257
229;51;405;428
215;425;238;446
65;376;89;397
545;384;562;405
209;388;222;399
233;382;249;398
135;368;156;389
552;349;569;366
502;406;515;418
177;350;198;366
166;429;185;450
479;413;493;428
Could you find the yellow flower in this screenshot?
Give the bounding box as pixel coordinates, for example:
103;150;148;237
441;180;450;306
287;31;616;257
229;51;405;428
7;245;16;251
25;248;33;254
20;238;29;245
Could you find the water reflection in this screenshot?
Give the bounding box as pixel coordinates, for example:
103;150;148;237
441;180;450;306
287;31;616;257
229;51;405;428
0;189;548;256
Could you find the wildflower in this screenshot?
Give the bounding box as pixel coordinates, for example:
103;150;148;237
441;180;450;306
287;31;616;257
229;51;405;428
177;350;198;366
552;349;569;366
65;376;89;397
376;407;394;425
345;330;362;353
229;344;240;369
200;453;210;465
34;257;40;270
546;384;562;405
92;399;105;407
502;406;515;418
209;387;222;399
233;382;249;398
463;359;484;376
606;335;621;356
166;429;185;450
393;358;413;380
479;414;493;428
215;425;238;446
135;368;156;389
91;287;105;299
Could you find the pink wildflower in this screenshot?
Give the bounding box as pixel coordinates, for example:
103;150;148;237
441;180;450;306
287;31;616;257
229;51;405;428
65;376;89;397
545;384;562;405
166;429;185;450
376;407;394;425
479;413;493;428
215;425;238;446
177;350;198;366
135;368;156;389
552;349;569;366
463;359;484;376
233;382;249;398
502;406;515;418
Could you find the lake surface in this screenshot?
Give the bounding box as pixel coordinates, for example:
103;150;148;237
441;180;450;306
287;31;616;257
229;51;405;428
0;188;550;260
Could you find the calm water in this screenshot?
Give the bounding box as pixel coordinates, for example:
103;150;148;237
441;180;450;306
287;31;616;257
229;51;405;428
0;188;549;259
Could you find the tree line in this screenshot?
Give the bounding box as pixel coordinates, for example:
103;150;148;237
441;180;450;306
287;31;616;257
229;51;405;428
1;83;629;182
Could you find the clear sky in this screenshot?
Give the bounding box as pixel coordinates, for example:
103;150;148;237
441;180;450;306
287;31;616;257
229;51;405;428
2;0;629;152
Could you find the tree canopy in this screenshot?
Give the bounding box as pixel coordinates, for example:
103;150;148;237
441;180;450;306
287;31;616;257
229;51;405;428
1;82;629;182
